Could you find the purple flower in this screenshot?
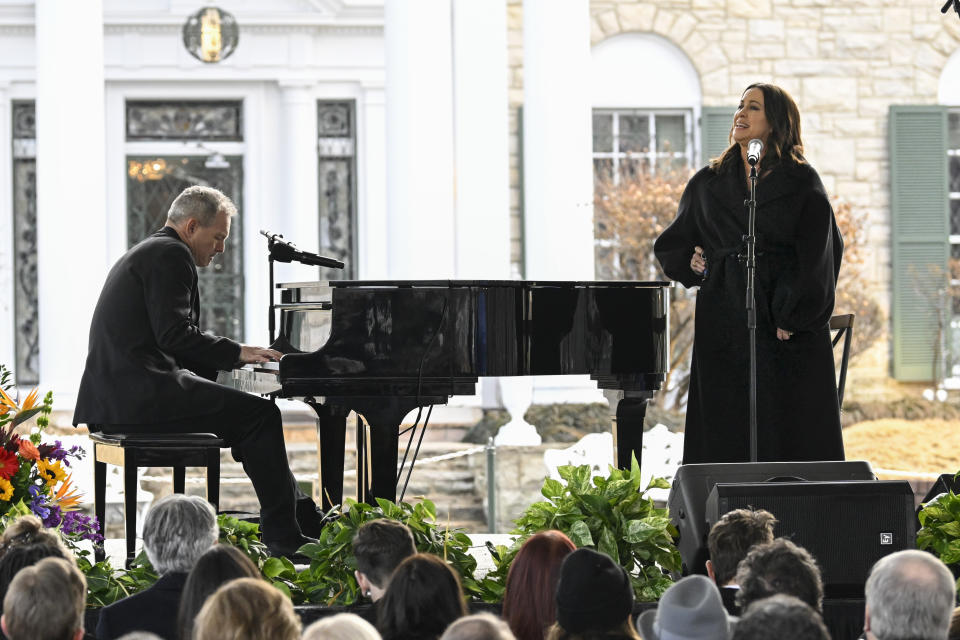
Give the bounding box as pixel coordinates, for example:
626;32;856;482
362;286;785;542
60;511;104;544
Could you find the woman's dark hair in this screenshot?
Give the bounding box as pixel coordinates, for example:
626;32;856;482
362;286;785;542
377;552;467;640
502;530;577;640
544;619;640;640
176;544;262;640
711;83;806;174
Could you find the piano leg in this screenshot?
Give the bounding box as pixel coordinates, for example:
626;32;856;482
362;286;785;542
606;390;651;471
344;396;447;505
305;400;348;512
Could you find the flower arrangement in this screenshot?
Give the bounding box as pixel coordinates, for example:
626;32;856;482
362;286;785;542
0;364;101;545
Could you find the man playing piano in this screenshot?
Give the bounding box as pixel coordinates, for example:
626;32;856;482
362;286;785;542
73;185;322;558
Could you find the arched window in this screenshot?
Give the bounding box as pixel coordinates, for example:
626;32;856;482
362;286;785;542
590;33;701;181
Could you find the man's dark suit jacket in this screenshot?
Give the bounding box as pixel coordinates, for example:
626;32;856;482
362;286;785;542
73;227;241;426
94;571;187;640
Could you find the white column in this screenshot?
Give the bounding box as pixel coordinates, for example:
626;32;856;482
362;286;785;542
276;81;321;284
522;0;595;280
451;0;511;280
35;0;107;408
384;0;456;279
359;86;388;279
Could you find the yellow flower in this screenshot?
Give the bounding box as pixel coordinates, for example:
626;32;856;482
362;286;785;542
0;386;18;411
51;475;82;512
19;388;38;412
36;459;66;488
0;477;12;501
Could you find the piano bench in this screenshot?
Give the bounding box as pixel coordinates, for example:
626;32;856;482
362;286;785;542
89;432;225;568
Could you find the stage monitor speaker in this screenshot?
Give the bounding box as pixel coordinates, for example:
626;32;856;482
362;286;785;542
706;480;915;598
667;461;876;578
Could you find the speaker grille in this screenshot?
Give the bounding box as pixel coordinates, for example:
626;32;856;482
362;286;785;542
707;481;915;597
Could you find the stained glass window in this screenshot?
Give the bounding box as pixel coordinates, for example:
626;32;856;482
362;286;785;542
12;101;38;385
126;101;243;141
317;101;356;280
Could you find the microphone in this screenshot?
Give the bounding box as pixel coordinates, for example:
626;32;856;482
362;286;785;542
260;229;345;269
747;139;764;166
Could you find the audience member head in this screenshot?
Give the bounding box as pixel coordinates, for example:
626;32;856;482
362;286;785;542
176;544;262;640
735;538;823;613
441;613;516;640
303;612;382;640
864;549;955;640
0;514;68;559
142;494;218;574
0;516;73;617
1;557;86;640
377;552;467;640
116;633;164;640
546;548;638;640
502;530;576;640
353;518;416;602
731;594;829;640
193;577;301;640
706;508;777;586
636;575;731;640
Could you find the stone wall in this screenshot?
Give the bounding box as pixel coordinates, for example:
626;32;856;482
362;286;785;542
506;0;960;382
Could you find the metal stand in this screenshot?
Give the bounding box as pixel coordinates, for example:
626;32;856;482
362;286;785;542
743;164;759;461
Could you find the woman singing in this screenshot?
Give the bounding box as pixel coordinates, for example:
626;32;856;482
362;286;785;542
654;83;844;463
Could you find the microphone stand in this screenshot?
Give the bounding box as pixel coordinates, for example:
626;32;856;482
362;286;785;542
743;162;759;462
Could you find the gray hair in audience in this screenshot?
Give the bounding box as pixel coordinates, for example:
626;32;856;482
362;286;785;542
865;549;955;640
116;633;165;640
441;613;517;640
142;494;218;574
302;612;382;640
732;594;829;640
167;185;236;226
1;557;86;640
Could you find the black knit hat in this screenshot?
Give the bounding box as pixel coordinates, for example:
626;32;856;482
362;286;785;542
555;548;635;633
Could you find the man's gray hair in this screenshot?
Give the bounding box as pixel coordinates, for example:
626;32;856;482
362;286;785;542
865;549;955;640
167;185;237;226
142;494;218;574
440;613;516;640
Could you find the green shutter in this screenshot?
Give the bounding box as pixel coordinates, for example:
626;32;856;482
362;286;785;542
700;106;735;166
889;105;950;382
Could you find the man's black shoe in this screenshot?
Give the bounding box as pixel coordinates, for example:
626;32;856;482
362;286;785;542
296;501;338;538
264;534;317;562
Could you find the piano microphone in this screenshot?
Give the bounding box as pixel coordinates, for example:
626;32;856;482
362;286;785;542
260;229;345;269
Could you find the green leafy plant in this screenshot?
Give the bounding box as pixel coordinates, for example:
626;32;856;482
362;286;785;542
483;456;680;602
263;497;495;605
917;471;960;591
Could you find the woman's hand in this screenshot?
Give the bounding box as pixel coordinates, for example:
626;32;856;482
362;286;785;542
777;328;793;341
690;246;707;275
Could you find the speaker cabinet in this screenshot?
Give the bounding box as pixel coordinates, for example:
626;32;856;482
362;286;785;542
668;461;876;578
706;480;915;597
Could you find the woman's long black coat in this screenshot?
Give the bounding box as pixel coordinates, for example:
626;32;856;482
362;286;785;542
654;160;845;463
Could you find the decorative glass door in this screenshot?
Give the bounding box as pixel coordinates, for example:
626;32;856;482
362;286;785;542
126;155;244;340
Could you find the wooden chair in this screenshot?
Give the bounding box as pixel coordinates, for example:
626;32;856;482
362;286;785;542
829;313;855;407
90;432;224;566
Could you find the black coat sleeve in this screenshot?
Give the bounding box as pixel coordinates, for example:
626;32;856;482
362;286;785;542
772;186;843;333
142;243;241;371
654;171;706;288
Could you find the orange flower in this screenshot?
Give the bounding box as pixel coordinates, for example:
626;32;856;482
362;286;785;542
19;388;38;412
17;439;39;461
0;386;17;411
0;477;11;502
0;405;8;416
51;475;82;512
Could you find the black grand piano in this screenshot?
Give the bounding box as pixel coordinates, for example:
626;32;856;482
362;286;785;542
222;279;670;510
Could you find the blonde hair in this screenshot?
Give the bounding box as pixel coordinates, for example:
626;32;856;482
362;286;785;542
193;577;300;640
302;613;381;640
2;557;86;640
